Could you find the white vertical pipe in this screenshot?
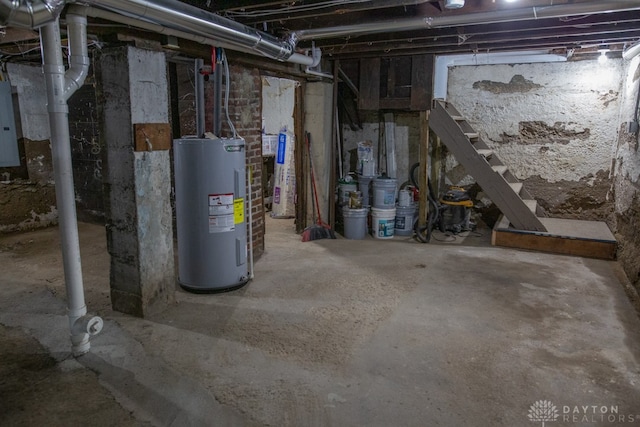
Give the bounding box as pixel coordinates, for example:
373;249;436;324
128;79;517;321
195;58;205;137
64;6;90;98
41;14;101;357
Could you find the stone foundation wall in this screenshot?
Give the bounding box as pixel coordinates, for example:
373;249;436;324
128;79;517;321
446;60;623;225
613;57;640;292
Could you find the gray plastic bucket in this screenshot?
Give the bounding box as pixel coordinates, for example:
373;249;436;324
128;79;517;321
372;177;397;208
358;175;374;207
343;207;368;239
395;204;417;236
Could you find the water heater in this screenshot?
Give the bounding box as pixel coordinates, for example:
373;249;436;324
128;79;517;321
173;137;249;292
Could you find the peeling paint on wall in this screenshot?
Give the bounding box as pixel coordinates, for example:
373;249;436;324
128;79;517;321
499;121;590;145
524;170;613;221
613;56;640;291
597;89;619;107
472;74;541;94
0;182;57;233
447;59;623;221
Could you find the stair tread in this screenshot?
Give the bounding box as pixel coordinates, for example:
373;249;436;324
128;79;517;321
509;182;523;193
492;165;508;174
523;199;537;212
430;100;547;232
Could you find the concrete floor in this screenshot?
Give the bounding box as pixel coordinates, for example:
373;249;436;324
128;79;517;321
1;217;640;426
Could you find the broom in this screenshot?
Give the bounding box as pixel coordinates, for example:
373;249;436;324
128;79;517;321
302;131;336;242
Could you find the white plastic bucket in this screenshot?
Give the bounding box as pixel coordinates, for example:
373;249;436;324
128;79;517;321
395;205;417;236
371;207;396;239
358;175;374;207
338;181;357;207
398;189;413;207
361;159;376;176
372;177;397;208
343;207;368;240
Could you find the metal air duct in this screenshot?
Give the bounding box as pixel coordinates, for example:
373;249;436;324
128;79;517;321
0;0;65;28
623;41;640;60
79;0;304;63
0;0;318;65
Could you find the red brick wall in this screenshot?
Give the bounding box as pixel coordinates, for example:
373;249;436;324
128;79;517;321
221;63;265;259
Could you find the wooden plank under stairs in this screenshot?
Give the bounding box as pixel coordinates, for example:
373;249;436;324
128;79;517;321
492;215;617;260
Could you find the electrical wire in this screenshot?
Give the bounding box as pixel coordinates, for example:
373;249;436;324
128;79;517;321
221;48;237;138
0;44;43;57
224;0;372;18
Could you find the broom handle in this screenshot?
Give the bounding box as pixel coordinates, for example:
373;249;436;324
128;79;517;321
307;132;325;226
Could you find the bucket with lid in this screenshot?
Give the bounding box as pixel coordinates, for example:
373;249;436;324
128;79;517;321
398;189;414;207
395;204;417;236
371;207;396;239
338;179;357;207
358;175;374;207
372;177;397;209
343;207;368;240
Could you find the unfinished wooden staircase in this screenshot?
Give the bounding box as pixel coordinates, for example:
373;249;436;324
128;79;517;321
429;99;617;260
430;99;546;232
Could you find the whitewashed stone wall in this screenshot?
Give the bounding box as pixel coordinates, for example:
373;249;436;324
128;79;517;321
612;56;640;292
446;59;624;220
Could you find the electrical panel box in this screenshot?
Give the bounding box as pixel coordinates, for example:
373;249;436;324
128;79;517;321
0;81;19;167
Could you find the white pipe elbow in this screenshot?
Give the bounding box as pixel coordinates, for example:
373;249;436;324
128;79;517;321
64;8;89;99
73;315;104;336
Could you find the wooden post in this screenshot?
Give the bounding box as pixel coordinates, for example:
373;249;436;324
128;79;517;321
294;83;306;233
431;135;442;197
329;59;340;227
419;110;430;228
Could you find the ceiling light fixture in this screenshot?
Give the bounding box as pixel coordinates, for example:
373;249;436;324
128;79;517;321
598;50;608;64
445;0;465;9
597;47;610;64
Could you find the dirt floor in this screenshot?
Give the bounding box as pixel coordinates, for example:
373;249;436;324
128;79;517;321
1;218;640;426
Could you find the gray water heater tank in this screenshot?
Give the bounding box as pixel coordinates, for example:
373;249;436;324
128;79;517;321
173;137;249;292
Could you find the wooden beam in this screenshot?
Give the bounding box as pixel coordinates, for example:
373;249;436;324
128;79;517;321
383;113;397;178
133;123;171;151
329;59;340;227
294;83;307;234
419;110;429;228
430;135;442;196
410;54;434;111
492;216;617;260
358;58;380;110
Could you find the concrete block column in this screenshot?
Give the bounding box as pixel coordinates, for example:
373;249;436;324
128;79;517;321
97;46;174;316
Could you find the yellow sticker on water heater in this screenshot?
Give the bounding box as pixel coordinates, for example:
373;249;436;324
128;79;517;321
234;198;245;224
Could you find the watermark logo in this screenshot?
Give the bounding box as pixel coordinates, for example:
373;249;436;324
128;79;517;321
528;400;559;427
528;400;639;424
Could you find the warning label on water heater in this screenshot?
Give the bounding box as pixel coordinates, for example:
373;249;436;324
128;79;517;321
234;198;244;224
208;193;235;233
